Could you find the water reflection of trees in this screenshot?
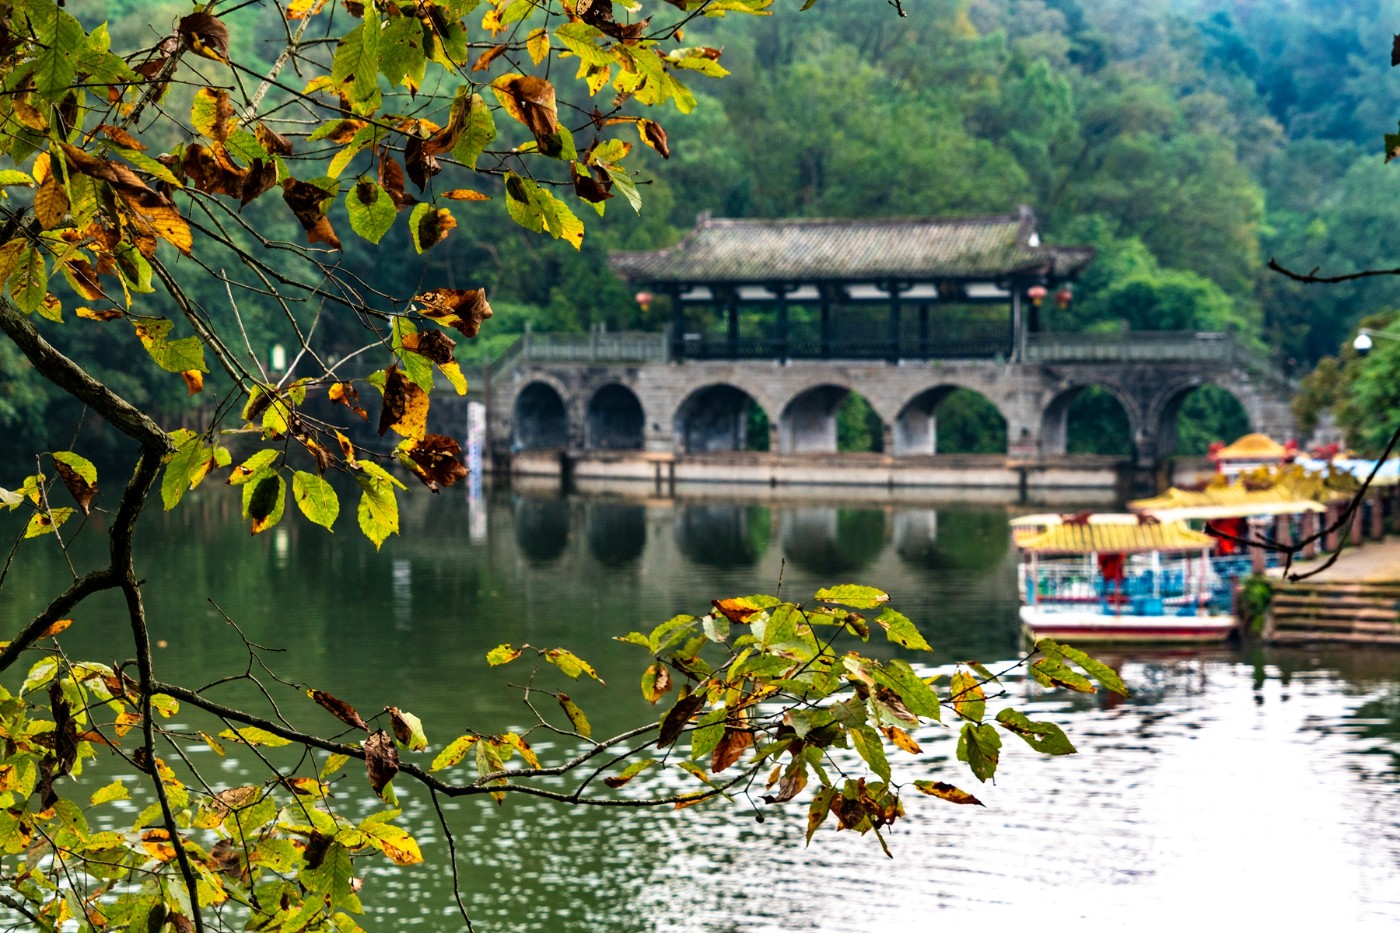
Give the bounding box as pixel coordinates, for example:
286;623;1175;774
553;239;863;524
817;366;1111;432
894;510;1008;571
780;508;885;575
675;505;770;567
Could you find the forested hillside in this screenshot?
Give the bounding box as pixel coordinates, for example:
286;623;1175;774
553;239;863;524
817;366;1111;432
5;0;1400;460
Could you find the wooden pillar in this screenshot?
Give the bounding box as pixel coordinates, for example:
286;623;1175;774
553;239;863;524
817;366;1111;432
1249;518;1267;574
819;292;832;358
1275;514;1293;550
669;287;685;360
726;296;739;358
1011;288;1023;362
887;282;902;363
775;286;789;362
1301;511;1319;559
1369;491;1385;540
1323;503;1342;553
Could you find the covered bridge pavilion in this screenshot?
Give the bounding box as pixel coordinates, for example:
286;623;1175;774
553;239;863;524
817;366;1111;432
608;206;1094;363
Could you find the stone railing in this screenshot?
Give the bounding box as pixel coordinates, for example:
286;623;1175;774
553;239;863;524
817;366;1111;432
1026;331;1289;383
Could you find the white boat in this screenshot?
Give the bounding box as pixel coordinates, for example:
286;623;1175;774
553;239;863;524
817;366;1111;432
1014;517;1238;643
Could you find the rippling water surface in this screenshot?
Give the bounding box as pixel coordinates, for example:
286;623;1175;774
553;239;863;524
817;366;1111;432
4;487;1398;930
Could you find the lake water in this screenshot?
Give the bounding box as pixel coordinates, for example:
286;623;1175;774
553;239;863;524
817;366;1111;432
4;484;1399;930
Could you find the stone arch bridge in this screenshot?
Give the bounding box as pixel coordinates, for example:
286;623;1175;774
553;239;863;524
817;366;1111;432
463;329;1295;475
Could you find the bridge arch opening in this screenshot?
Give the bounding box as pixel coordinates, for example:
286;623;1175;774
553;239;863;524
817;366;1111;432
895;386;1007;455
514;381;569;450
780;385;885;454
585;501;646;565
675;384;770;453
781;508;886;574
586;383;644;450
1157;383;1251;458
1044;385;1134;457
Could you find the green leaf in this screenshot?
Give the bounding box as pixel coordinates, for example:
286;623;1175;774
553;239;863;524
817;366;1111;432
355;461;402;549
21;656;59;694
24;507;73;538
377;13;427;89
850;725;891;782
88;780;129;806
956;722;1002;783
1038;639;1130;696
949;670;986;723
31;5;85;98
292;471;339;530
331;14;381;104
758;603;801;648
557;693;591;738
346;177;395;244
241;472;286;534
133;318;206;374
504;172;584;249
995;709;1077;756
1029;656;1095;693
688;707;726;762
814;585;889;609
486;644;522;666
450;93;497;169
869;660;940;721
876;608;932;652
430;734;478;772
217;726;291;748
545;647;603;683
10;244;47;313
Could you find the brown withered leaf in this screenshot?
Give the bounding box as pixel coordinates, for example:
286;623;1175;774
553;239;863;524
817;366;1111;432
363;729;399;795
95;124;145;151
182;143;247;198
657;691;705;749
178;12;230;63
641;662;671;704
573;167;613;204
256;123;293;156
64;258;104;301
377;365;429;439
310;689;369;732
281;177;340;249
874;686;918;725
385;707;419;749
761;757;807;804
403;135;440;192
400;329;456;364
402;434;468;491
711;725;754;773
329;382;368;420
638;118;670;158
52;460;96;516
493;75;561;152
378;151;415;209
240;158;278;207
302;831;332;869
413;288;493;338
298;435;335;474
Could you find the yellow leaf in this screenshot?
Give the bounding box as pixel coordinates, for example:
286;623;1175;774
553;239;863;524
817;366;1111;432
527;27;550;65
181;370;204;395
33;176;68;229
441;189;491;201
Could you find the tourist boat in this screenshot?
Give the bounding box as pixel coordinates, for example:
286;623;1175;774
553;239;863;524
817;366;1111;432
1014;517;1238;643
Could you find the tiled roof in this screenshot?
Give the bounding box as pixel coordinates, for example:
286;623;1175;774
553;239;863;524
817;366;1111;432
1018;521;1216;554
609;207;1094;285
1213;433;1288;460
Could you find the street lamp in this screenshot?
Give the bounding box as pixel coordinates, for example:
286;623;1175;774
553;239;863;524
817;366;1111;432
1352;328;1400;356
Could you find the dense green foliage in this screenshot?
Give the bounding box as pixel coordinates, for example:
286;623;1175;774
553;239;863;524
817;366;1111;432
6;0;1400;461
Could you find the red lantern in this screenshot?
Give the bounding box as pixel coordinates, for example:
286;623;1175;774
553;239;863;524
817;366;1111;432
1027;285;1047;307
1055;286;1073;309
635;291;653;312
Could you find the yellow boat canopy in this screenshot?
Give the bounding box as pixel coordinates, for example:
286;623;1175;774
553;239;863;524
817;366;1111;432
1017;520;1217;555
1128;484;1327;521
1212;432;1289;461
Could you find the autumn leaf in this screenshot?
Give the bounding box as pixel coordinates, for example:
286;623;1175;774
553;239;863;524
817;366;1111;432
637;118;670;158
281;177;341;249
178;11;230;63
309;689;368;732
377;365;429;439
658;691;705;749
413;287;493;337
51;451;97;515
492;74;563;154
914;780;984;806
181;370;203;395
712;597;762;624
398;434;468;491
386;706;428;752
557;692;591;737
364;729;399;797
641;662;672;704
710;725;753;773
